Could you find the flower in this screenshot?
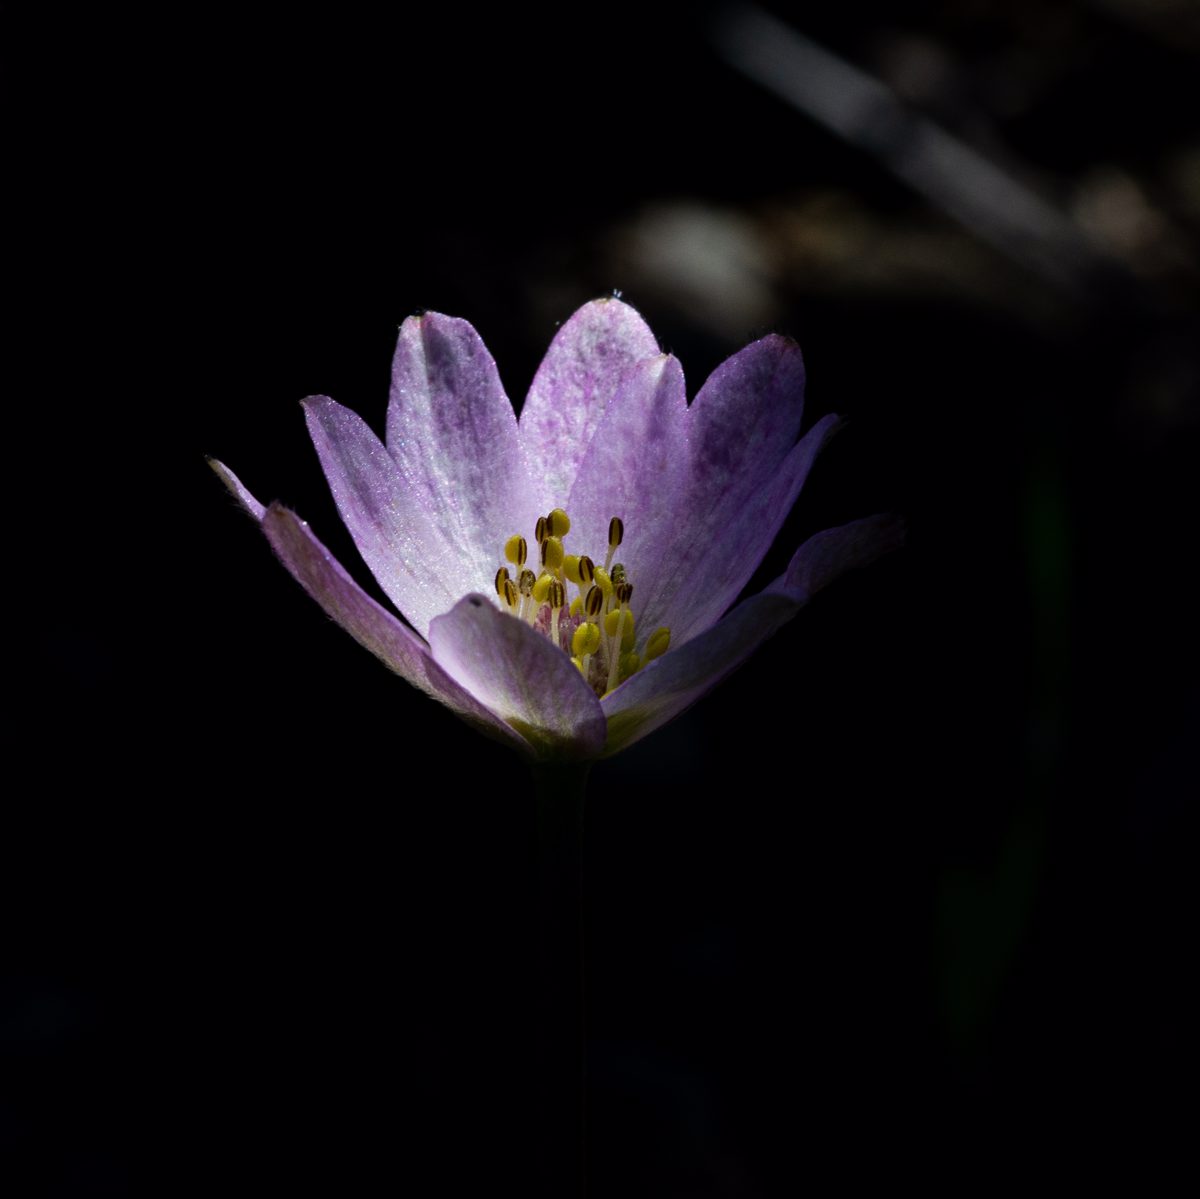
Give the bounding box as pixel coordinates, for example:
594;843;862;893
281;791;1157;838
211;298;901;761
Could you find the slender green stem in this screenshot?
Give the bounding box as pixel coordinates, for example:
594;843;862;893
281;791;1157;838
531;761;590;1197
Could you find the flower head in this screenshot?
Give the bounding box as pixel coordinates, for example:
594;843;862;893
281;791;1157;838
212;298;900;761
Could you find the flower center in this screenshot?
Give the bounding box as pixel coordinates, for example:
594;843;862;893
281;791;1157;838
492;507;670;697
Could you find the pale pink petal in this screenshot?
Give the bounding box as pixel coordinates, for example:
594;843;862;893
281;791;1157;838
564;354;690;599
209;460;529;753
261;505;529;753
520;297;660;507
303;396;471;638
387;312;541;584
428;596;608;761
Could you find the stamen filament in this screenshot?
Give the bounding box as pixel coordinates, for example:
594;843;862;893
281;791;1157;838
606;606;627;695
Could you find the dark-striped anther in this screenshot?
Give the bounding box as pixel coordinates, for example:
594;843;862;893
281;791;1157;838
504;535;527;567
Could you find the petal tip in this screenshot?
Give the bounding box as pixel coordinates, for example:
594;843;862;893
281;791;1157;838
782;513;907;600
755;331;804;362
209;457;267;522
568;294;657;340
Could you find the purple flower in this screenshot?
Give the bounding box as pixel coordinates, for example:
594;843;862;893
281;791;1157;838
212;298;900;761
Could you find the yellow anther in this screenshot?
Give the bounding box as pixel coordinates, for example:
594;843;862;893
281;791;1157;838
535;515;549;545
566;553;596;588
593;567;612;595
644;626;671;661
548;507;571;537
570;656;587;676
604;614;633;643
615;581;633;606
518;569;536;597
618;650;641;682
605;609;636;650
569;596;583;617
502;578;519;608
572;622;601;658
504;535;527;568
584;585;604;617
495;566;511;596
532;572;553;604
541;535;564;570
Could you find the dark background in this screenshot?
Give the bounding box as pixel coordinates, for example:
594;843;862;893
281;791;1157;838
7;1;1195;1193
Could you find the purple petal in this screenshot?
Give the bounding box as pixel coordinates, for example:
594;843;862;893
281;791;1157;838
260;505;529;752
209;457;266;521
428;596;607;761
387;312;540;582
564;354;689;595
630;336;814;647
304;396;472;639
520;298;660;506
771;513;906;602
601;515;904;755
647;413;843;646
688;333;807;494
210;460;529;753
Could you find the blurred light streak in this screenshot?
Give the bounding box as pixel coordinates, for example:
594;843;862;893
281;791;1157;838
611;202;777;337
712;3;1113;295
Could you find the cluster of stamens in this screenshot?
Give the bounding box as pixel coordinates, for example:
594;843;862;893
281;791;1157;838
492;508;670;697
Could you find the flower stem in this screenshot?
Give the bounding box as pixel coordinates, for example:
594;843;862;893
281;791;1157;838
531;761;590;1197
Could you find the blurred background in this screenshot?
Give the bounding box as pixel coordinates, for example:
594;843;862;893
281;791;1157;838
7;0;1195;1193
